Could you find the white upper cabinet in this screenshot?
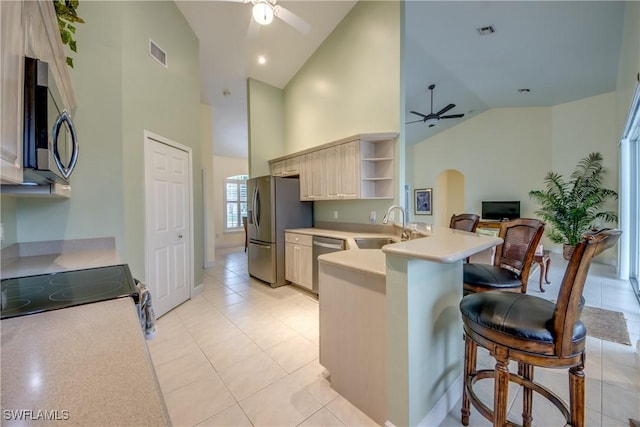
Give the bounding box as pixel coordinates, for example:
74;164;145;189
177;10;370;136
0;0;25;184
23;1;75;111
270;133;396;201
325;141;360;199
1;0;75;185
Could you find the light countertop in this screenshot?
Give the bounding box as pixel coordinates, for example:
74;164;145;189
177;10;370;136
293;226;501;276
285;227;399;250
0;297;170;426
382;226;502;263
318;249;386;278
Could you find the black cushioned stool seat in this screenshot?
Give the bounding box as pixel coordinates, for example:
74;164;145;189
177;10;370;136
463;218;545;295
460;291;586;348
463;264;522;290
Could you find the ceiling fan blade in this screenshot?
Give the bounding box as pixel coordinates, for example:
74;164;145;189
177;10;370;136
273;5;311;34
440;114;465;119
409;110;428;118
405;119;426;124
247;16;260;38
435;103;455;116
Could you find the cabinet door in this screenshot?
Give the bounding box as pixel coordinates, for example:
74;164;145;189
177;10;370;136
285;241;297;283
0;0;24;184
299;154;312;200
298;244;313;291
340;141;360;199
325;145;340;199
310;149;326;200
284;157;299;176
271;160;284;176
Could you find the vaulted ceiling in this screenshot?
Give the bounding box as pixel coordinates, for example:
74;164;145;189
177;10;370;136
176;1;625;157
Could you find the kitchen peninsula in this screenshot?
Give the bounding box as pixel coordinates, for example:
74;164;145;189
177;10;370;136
318;227;502;427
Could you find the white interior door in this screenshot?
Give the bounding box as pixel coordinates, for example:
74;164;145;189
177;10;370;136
144;132;192;317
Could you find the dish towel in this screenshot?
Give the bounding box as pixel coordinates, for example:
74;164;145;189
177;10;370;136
135;279;157;340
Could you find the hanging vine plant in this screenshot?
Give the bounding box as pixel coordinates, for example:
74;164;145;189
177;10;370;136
53;0;84;68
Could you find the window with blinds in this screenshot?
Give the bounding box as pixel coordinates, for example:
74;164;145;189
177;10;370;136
224;175;248;232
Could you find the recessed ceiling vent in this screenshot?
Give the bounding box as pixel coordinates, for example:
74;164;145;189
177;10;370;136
477;25;495;36
149;39;167;68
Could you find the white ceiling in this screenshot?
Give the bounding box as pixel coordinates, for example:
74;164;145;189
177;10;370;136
175;0;357;158
176;1;625;157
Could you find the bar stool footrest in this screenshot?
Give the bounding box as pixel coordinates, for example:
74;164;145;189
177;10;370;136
465;368;571;426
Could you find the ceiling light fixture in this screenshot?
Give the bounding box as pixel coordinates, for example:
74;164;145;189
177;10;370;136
257;55;267;65
252;1;274;26
425;117;440;127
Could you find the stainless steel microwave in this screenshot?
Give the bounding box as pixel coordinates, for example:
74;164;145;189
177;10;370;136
22;56;78;185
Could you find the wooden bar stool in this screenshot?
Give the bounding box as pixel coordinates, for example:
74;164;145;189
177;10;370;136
463;218;545;295
450;213;480;232
459;229;621;427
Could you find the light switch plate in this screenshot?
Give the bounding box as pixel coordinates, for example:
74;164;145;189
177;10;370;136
370;211;376;223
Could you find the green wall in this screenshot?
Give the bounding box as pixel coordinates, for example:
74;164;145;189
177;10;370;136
283;1;400;152
7;1;202;286
246;1;402;225
0;196;17;247
120;1;202;284
247;78;285;178
284;1;401;224
14;1;125;250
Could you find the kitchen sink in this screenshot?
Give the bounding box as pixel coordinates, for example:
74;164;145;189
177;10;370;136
354;237;398;249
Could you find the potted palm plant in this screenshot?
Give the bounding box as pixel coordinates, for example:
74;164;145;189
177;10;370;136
529;152;618;260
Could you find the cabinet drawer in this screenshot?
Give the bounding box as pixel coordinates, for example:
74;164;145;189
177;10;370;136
285;232;312;246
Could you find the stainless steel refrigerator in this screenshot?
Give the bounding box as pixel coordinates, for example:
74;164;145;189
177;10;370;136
247;175;313;287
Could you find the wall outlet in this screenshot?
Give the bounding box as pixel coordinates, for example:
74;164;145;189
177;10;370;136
0;222;3;243
370;211;376;223
333;210;338;220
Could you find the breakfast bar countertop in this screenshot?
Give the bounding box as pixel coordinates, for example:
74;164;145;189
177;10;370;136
0;297;170;426
382;226;502;263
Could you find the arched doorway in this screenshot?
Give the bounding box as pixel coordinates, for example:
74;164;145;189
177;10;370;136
434;169;465;227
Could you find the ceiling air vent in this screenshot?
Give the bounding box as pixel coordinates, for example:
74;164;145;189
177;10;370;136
149;39;167;68
477;25;495;36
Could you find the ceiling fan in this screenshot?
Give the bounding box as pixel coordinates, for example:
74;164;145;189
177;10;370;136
406;84;464;127
226;0;311;35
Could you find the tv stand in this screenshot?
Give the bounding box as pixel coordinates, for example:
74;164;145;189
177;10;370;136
478;219;506;229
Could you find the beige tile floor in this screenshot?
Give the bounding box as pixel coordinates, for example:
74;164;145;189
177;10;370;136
148;247;639;427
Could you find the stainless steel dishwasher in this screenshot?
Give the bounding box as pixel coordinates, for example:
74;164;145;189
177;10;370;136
312;236;345;294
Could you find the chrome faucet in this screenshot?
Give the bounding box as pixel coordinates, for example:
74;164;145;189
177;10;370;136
382;205;410;241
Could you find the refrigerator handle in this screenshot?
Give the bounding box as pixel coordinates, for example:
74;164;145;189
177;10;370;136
255;187;261;229
251;187;259;232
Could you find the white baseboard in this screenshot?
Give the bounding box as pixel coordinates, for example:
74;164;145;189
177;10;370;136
192;282;204;298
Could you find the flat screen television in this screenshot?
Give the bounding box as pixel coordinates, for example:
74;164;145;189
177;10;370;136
482;201;520;220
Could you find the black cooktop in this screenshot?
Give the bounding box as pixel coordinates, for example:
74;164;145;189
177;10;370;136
0;265;138;320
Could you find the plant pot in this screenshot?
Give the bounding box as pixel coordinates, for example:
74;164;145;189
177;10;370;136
563;244;576;260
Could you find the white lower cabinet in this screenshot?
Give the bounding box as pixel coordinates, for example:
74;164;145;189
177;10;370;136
285;232;313;291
